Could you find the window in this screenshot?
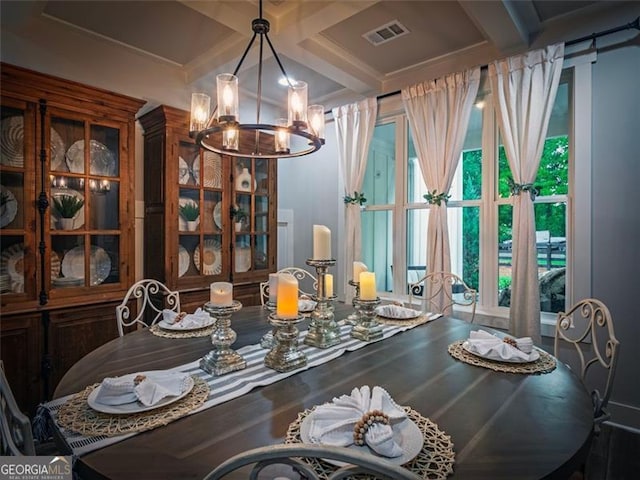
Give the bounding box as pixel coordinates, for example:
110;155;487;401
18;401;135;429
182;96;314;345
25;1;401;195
361;68;581;331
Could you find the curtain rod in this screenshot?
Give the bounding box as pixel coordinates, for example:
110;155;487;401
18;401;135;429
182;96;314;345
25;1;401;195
327;16;639;115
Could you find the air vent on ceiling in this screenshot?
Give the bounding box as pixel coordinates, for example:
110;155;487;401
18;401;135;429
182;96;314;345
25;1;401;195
363;20;409;46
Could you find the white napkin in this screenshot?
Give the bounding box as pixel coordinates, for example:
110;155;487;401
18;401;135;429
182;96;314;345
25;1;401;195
298;299;317;312
374;304;421;319
162;308;211;329
465;330;535;362
95;372;190;407
307;386;405;458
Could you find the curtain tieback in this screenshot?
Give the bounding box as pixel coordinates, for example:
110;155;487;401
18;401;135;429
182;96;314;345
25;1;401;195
344;191;367;206
508;178;539;201
423;190;450;206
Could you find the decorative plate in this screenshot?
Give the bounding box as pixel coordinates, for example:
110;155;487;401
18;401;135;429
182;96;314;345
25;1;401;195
193;239;222;275
193;152;222;188
178;157;190;185
61;245;112;286
0;243;24;293
213;202;222;229
178;245;190;277
66;139;116;176
461;341;540;364
299;410;424;467
50;128;66;172
50;187;85;230
234;245;251;273
178;197;200;231
51;251;61;280
0;184;18;228
87;372;194;415
0;116;24;167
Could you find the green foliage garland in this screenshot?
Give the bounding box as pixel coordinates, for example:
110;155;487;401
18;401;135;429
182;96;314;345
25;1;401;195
53;194;84;219
344;191;367;206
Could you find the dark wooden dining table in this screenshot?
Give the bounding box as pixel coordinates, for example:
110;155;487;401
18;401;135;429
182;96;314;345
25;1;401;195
53;303;594;480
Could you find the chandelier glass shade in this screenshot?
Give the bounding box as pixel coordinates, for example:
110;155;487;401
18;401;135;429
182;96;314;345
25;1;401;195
189;1;325;159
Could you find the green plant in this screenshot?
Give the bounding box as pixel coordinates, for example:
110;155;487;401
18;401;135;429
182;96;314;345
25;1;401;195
423;190;450;206
179;202;200;221
344;191;367;206
53;194;84;218
230;205;248;222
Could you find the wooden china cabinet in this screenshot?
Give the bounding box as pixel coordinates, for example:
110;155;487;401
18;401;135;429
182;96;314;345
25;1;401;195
139;105;277;313
0;63;144;414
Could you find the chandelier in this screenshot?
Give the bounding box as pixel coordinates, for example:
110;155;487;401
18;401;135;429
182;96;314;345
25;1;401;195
189;0;325;159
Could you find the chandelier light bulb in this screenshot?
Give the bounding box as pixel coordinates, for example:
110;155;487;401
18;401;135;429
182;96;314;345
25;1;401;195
275;118;290;154
189;93;211;132
288;81;308;128
223;126;239;151
217;73;239;123
307;105;325;139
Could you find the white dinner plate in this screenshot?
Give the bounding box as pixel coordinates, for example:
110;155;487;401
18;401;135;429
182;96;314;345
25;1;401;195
234;246;251;273
194;239;222;275
61;245;111;286
0;184;18;228
461;341;540;363
50;187;85;230
213;202;222;229
87;372;194;415
178;157;190;185
66;139;116;176
178;245;190;277
157;317;215;331
0;116;24;167
299;410;423;466
0;243;24;293
298;299;317;313
178;197;199;231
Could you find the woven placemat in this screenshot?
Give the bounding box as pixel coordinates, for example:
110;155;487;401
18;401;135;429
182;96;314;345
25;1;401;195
285;406;455;479
149;324;215;338
448;341;556;374
56;376;209;437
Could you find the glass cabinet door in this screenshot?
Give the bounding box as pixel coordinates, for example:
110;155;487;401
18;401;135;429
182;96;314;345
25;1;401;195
49;114;123;291
177;140;225;282
0;104;33;299
233;157;271;275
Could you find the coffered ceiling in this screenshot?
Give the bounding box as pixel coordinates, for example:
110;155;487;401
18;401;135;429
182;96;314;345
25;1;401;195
1;1;637;114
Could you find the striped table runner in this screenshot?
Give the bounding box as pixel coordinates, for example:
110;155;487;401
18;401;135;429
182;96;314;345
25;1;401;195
42;319;437;456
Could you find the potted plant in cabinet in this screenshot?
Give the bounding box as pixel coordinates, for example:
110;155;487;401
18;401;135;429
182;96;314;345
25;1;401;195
231;205;248;232
179;201;200;231
52;194;84;230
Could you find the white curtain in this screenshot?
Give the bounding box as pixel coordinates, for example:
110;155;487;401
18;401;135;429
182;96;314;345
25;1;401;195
489;43;564;341
402;68;480;314
333;98;377;303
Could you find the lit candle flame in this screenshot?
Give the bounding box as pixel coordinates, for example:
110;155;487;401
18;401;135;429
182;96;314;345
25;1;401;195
223;84;234;115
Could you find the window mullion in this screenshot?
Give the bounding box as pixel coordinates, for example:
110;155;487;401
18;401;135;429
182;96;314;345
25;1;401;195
394;115;407;298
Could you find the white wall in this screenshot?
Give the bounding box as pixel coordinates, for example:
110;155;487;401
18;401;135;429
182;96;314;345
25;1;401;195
589;31;640;429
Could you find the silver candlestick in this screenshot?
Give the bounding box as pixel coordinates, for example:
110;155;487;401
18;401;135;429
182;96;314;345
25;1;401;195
304;258;341;348
345;280;361;325
351;296;383;342
260;300;277;349
264;313;307;372
200;300;246;376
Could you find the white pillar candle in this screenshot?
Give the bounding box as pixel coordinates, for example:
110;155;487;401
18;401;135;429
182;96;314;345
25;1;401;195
325;274;333;297
276;273;299;319
210;282;233;306
359;272;376;300
268;273;278;303
312;225;331;260
353;261;368;282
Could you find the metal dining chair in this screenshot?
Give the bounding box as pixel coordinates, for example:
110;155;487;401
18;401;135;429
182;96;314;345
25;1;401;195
115;279;181;336
408;271;477;322
202;443;421;480
554;298;620;426
260;267;318;306
0;361;36;456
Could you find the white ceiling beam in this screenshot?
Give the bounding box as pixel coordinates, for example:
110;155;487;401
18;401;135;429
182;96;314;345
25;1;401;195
458;0;532;53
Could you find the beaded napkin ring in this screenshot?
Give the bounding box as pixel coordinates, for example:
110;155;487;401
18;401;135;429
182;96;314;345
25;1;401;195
353;410;390;446
503;337;519;349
